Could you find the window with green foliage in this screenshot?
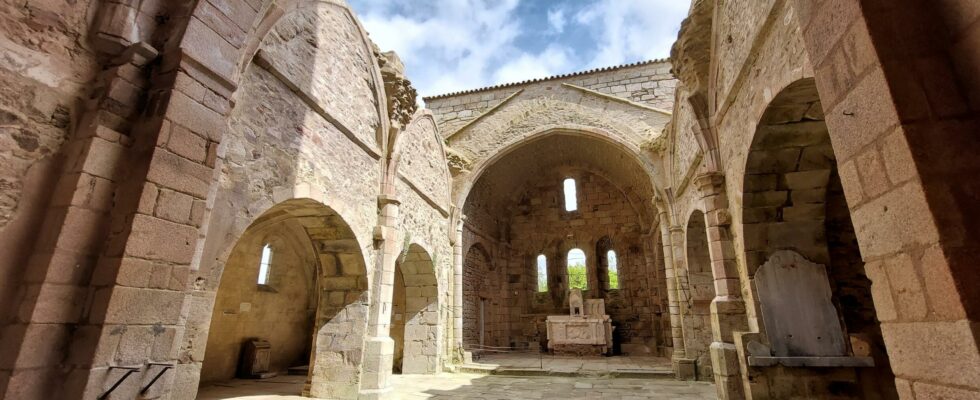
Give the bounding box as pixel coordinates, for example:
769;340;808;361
567;248;587;290
607;250;619;290
536;254;548;292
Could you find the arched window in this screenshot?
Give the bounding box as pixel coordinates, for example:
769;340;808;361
257;244;273;285
607;250;619;290
563;178;578;211
536;254;548;292
567;248;587;289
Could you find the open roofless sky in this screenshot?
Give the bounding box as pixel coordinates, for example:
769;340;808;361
348;0;691;99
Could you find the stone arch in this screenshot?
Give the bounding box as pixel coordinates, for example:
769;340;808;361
391;244;440;374
461;243;494;348
682;209;715;380
196;198;369;399
201;217;317;384
739;78;897;398
453;124;662;214
456;128;662;233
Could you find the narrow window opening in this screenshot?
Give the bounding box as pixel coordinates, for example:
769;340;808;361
536;255;548;292
607;250;619;290
258;244;272;285
567;248;587;290
563;178;578;211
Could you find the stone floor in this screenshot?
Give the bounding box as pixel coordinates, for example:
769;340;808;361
468;354;673;375
197;373;718;400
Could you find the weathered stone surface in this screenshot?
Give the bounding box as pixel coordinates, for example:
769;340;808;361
755;250;847;357
1;0;978;399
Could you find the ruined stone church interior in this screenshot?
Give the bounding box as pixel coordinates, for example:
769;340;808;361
0;0;978;399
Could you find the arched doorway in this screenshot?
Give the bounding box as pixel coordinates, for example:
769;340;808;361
201;214;316;385
684;210;715;380
462;243;494;349
200;199;369;399
391;244;440;374
741;79;897;398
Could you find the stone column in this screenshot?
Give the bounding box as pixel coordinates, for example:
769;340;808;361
359;195;401;399
452;216;465;362
668;224;698;379
694;172;747;400
657;211;689;377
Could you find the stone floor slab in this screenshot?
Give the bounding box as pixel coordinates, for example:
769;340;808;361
197;372;718;399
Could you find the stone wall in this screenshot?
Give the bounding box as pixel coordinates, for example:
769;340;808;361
461;166;668;354
425;60;675;136
0;0;98;345
662;0;980;397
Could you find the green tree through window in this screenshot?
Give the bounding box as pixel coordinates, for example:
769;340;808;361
567;248;587;290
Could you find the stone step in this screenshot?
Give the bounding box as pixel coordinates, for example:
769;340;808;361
458;364;674;380
287;365;309;376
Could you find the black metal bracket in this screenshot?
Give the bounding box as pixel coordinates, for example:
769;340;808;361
98;366;140;400
140;363;175;395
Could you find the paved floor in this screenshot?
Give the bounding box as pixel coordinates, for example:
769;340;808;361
197;373;718;400
469;354;673;374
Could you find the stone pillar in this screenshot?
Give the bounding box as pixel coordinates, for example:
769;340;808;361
657;211;689;379
668;224;698;379
359;195;400;399
694;172;747;400
452;216;465;362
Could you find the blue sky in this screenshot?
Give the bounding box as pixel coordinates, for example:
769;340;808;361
349;0;691;98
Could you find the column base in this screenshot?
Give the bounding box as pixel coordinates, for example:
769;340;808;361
358;336;394;399
711;342;744;400
674;357;697;380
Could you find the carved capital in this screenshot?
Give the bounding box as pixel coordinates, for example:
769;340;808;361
446;148;472;176
670;0;714;93
694;172;725;196
376;50;418;131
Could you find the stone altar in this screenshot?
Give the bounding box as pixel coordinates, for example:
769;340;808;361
546;290;614;355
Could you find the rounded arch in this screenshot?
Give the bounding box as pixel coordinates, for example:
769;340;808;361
201;212;318;385
391;243;441;374
457;126;665;207
682;209;715;380
198;198;370;398
740;78;898;397
461;243;494;348
456;128;664;233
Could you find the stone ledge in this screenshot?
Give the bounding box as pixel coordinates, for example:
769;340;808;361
747;356;875;368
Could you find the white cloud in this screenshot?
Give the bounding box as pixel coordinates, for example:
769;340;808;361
493;44;575;84
355;0;525;97
547;8;566;34
352;0;690;98
574;0;690;68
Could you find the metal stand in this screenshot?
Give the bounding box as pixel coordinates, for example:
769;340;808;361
98;367;140;400
140;363;174;395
